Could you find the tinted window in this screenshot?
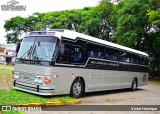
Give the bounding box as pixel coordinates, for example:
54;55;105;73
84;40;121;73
140;57;145;65
56;41;86;65
131;55;147;65
87;43;104;59
131;55;140;64
56;43;70;64
139;57;149;66
144;58;149;66
105;48;119;61
70;45;84;64
120;52;131;63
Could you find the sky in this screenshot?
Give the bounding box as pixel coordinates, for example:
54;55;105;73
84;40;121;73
0;0;100;44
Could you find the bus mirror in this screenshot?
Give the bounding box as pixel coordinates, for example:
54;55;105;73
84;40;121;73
16;43;21;54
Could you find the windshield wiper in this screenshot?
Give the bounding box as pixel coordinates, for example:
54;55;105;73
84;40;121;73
17;46;33;62
32;45;39;60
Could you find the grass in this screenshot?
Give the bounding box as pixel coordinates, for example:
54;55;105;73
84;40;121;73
0;111;24;114
0;89;77;105
0;69;77;106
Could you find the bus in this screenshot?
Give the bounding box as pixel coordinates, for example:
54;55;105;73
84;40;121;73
13;29;149;98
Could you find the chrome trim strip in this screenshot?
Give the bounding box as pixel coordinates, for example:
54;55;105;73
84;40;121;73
13;86;53;95
55;57;149;68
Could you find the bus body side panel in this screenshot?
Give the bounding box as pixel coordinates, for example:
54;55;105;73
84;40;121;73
52;66;148;93
13;63;148;95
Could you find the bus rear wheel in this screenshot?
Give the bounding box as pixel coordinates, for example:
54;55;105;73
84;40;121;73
131;78;137;91
70;78;84;98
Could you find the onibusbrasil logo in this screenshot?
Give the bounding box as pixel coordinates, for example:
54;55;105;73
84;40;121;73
1;0;26;11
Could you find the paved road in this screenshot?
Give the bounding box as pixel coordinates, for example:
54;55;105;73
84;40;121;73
80;82;160;105
27;82;160;114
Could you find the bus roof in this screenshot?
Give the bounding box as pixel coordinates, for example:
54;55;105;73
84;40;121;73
49;29;148;57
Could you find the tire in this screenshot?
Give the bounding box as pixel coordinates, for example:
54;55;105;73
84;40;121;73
131;78;137;91
70;78;84;98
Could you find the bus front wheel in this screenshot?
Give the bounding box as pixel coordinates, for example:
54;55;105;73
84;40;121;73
70;78;84;98
131;78;137;91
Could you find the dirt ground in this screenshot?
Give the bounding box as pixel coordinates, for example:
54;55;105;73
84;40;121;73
26;82;160;114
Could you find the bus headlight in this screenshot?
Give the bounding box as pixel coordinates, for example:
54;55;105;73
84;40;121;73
34;76;43;84
14;72;19;79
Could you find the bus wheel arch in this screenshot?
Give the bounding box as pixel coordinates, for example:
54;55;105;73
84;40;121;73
131;77;138;91
70;77;85;98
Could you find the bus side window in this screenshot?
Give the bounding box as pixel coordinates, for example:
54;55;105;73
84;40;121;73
88;50;103;58
144;58;149;66
114;50;119;61
56;43;70;64
105;48;117;61
132;55;140;64
71;46;84;64
105;48;111;60
140;57;145;65
88;51;95;57
120;52;131;63
87;43;104;59
87;44;96;58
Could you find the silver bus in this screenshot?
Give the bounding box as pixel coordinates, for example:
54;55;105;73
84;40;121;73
13;29;149;98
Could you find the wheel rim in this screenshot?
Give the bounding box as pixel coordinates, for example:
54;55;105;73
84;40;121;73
73;82;81;96
133;79;137;90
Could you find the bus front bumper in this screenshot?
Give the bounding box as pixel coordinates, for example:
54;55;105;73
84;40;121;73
12;80;55;96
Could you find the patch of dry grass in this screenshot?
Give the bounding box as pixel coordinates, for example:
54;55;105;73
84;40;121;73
0;69;12;90
148;79;160;84
105;98;123;102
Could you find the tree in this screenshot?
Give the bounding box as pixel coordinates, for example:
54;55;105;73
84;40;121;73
4;1;117;43
115;0;150;50
115;0;160;77
4;16;26;43
49;9;84;31
146;0;160;77
79;1;116;41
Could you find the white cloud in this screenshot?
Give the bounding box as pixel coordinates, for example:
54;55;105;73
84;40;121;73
0;0;99;43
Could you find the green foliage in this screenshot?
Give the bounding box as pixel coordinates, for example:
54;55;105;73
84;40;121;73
146;0;160;72
147;10;160;25
4;16;26;43
4;2;116;43
115;0;150;49
82;0;116;41
1;111;24;114
114;0;160;74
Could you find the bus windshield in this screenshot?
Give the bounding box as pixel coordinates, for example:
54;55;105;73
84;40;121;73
17;36;58;61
